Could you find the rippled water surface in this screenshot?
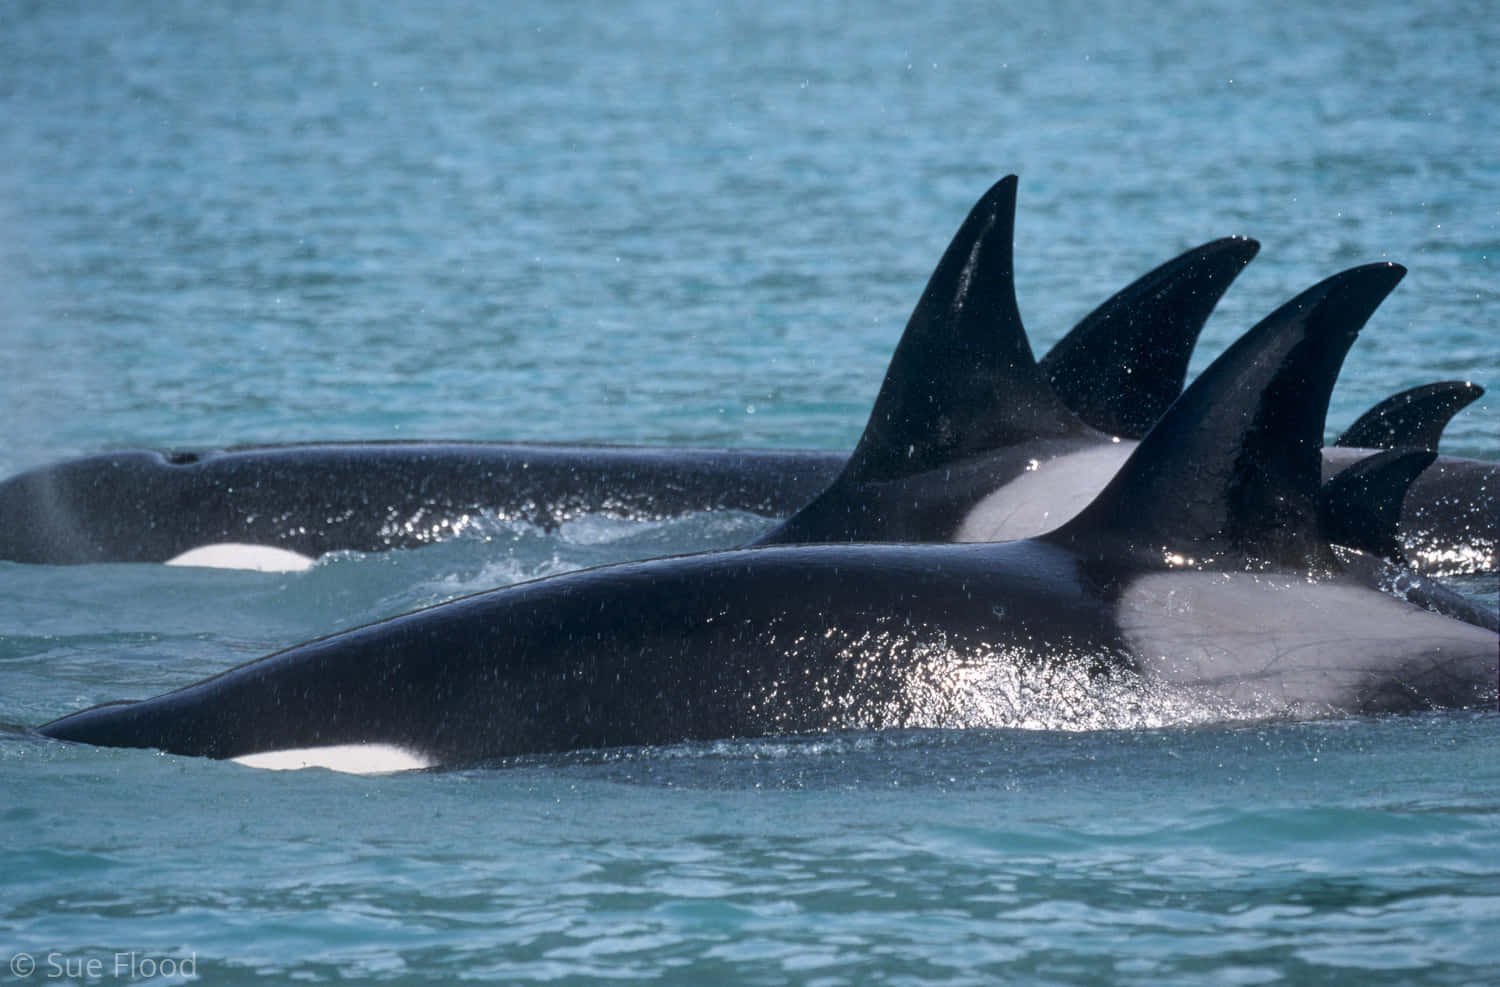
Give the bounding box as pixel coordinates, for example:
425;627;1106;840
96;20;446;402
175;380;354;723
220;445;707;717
1;0;1496;983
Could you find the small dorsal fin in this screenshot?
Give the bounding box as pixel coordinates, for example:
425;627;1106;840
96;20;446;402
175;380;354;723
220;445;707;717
1319;449;1436;562
1333;380;1484;451
1039;237;1260;439
839;175;1088;484
1046;263;1407;571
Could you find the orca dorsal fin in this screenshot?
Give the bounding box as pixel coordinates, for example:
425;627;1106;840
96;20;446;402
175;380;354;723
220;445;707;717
1038;237;1260;439
839;175;1088;484
1047;262;1407;571
1320;449;1436;562
1333;380;1484;451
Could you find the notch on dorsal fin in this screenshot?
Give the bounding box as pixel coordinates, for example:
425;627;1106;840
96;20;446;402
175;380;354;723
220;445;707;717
1039;237;1260;439
839;175;1089;485
1334;380;1484;451
1047;263;1407;571
1320;449;1436;562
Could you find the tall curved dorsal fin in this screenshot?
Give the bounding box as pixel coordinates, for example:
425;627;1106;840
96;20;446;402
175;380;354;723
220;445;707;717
1333;380;1485;451
1039;237;1260;439
1046;263;1407;571
1319;449;1436;563
840;175;1088;485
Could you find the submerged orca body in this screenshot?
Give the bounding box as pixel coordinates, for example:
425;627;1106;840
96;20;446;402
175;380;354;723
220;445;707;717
0;177;1258;568
0;442;842;566
38;261;1498;771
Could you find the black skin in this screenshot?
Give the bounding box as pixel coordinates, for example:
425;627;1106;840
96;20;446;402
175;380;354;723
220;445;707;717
0;442;842;564
1;435;1493;576
33;540;1126;765
3;440;1493;572
1;179;1490;572
1321;447;1498;575
1;179;1259;566
34;521;1495;767
35;263;1498;767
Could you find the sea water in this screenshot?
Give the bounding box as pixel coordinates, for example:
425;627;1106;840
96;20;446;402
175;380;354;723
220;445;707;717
1;0;1497;983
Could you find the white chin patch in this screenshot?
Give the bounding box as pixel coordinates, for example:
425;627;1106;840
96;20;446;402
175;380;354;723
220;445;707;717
165;543;318;573
231;744;433;774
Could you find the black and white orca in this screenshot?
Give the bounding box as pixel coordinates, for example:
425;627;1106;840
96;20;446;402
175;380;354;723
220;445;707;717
2;179;1490;573
1335;381;1485;453
0;441;842;569
749;179;1497;584
1320;381;1495;575
0;178;1257;570
36;262;1498;773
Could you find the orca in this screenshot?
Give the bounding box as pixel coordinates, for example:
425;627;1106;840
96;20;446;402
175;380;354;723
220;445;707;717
1319;448;1439;564
748;178;1497;583
749;175;1251;545
3;179;1491;574
1335;381;1485;452
0;181;1255;566
1323;382;1496;575
0;441;842;565
1320;445;1497;575
36;262;1498;772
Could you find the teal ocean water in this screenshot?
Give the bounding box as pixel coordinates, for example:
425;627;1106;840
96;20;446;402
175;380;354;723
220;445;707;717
2;0;1497;983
